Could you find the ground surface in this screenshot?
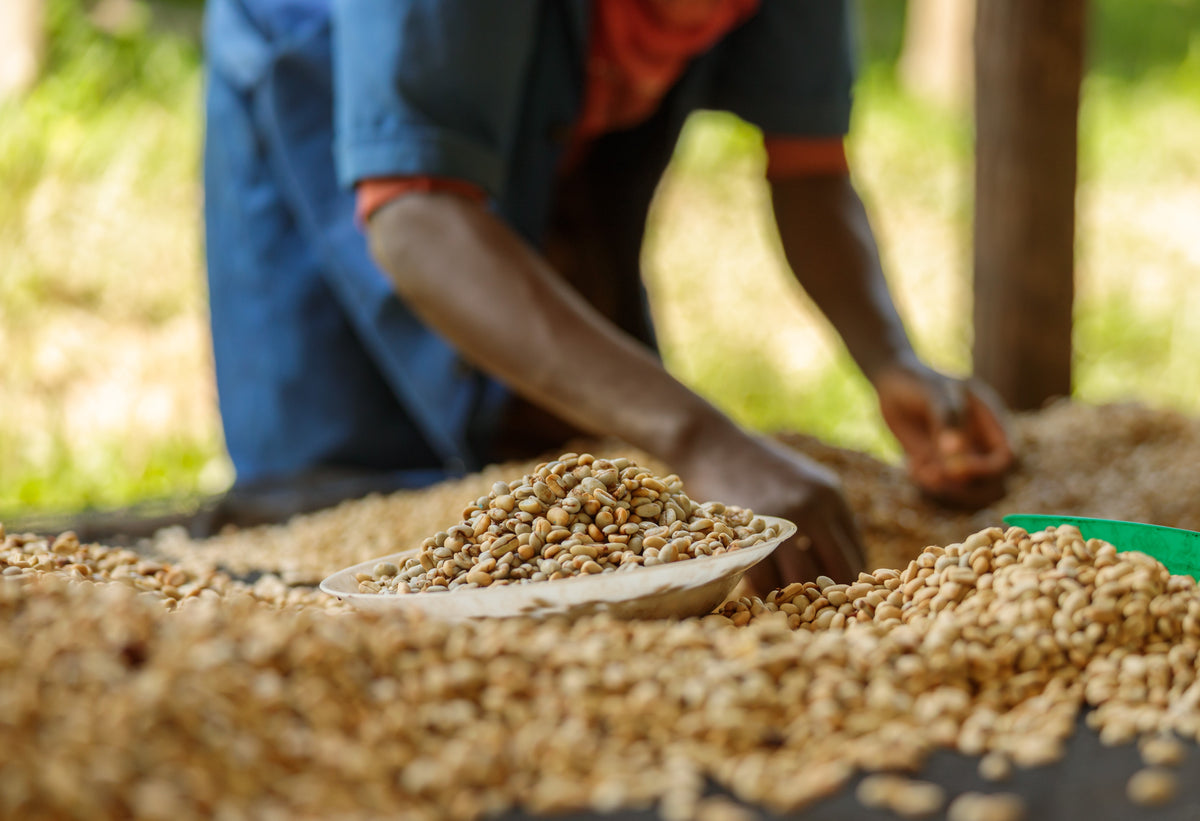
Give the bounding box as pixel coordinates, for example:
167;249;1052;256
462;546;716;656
499;718;1200;820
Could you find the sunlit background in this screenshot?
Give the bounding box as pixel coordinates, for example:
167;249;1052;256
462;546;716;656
2;0;1199;516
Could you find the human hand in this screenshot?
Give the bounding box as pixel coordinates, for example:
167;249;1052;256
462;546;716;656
873;357;1015;509
676;432;866;595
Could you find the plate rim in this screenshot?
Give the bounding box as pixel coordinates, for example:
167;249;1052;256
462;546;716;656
319;514;797;608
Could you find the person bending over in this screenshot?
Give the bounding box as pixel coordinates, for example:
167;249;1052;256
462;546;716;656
202;0;1013;589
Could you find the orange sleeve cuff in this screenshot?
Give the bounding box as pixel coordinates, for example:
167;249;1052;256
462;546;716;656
763;136;849;180
355;176;488;225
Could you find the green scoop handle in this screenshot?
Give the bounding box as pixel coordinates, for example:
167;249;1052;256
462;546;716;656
1002;514;1200;580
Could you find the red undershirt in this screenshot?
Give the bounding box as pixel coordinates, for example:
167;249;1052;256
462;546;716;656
356;0;849;223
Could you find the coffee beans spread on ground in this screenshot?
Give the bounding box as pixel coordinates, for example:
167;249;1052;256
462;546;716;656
2;401;1199;819
2;517;1198;819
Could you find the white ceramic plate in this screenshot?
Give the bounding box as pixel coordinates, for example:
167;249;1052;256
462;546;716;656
319;515;796;622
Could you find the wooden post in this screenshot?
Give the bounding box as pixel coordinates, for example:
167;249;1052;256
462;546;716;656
972;0;1085;410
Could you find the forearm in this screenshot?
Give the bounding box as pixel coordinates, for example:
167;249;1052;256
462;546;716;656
366;192;869;582
770;174;916;382
367;192;742;466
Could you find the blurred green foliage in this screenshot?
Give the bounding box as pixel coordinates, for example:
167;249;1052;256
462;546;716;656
0;0;201;215
1089;0;1200;84
853;0;1200;84
0;433;216;512
856;0;909;70
40;0;200;108
1;0;210;515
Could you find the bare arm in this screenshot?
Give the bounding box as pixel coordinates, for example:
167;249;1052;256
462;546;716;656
367;192;865;585
368;191;722;465
770;174;916;381
770;174;1014;507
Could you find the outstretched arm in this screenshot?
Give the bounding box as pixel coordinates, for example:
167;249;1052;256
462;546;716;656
367;191;866;585
770;174;1015;508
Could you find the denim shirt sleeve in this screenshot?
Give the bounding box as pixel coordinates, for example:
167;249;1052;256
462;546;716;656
710;0;856;138
331;0;541;195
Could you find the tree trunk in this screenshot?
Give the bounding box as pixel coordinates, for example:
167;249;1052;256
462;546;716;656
899;0;976;110
0;0;45;97
972;0;1085;410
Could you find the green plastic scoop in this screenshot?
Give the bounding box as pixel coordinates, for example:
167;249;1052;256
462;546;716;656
1002;514;1200;579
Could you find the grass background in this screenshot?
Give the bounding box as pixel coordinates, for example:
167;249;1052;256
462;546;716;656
2;0;1199;515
